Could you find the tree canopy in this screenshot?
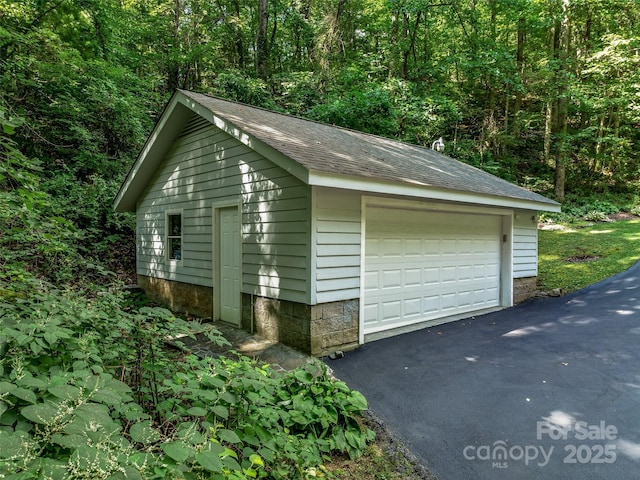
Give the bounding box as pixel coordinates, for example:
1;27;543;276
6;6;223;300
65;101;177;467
1;0;640;276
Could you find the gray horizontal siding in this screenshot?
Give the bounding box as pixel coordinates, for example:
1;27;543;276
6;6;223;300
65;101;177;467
513;211;538;278
313;187;362;304
137;113;311;302
137;205;213;285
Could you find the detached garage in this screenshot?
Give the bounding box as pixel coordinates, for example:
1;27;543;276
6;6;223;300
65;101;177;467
114;90;560;355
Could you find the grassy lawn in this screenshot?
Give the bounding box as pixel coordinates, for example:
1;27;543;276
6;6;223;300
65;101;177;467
538;219;640;293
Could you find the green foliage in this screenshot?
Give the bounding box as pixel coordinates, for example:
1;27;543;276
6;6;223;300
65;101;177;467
42;173;135;250
3;0;640;213
582;211;611;223
273;72;324;116
0;105;80;284
541;194;629;224
384;79;461;147
0;19;155;279
153;355;374;478
0;282;374;479
308;87;398;137
209;72;277;109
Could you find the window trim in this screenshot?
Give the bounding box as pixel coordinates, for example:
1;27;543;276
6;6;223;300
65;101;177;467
165;210;183;263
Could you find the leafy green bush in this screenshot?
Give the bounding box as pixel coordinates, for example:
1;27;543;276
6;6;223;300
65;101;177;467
628;204;640;216
0;283;374;479
0;106;81;284
521;176;555;196
541;195;627;223
582;210;611;222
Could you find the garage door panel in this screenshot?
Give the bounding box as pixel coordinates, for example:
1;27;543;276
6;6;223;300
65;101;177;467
423;239;440;253
442;266;458;283
458;239;473;252
458;265;473;281
405;297;422;316
423;295;440;313
405;238;422;256
405;268;422;286
382;269;402;289
364;270;379;291
383;238;402;256
364;207;502;335
424;267;440;284
382;301;402;321
441;293;458;310
363;304;379;324
457;291;472;308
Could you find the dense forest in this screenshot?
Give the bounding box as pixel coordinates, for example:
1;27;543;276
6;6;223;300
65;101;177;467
2;0;640;281
1;1;640;478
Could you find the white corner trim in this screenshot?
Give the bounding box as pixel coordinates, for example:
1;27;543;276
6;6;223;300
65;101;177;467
358;195;368;346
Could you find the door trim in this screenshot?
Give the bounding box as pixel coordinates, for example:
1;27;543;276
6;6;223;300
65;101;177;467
212;200;242;325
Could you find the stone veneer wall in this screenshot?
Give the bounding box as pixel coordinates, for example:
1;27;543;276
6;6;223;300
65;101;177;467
136;278;535;354
136;278;358;356
242;294;359;356
513;276;537;304
137;275;213;318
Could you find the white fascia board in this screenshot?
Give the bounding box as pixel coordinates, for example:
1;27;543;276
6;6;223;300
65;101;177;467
308;171;561;213
177;95;311;184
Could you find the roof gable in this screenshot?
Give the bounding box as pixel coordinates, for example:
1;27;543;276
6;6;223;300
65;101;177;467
114;90;560;212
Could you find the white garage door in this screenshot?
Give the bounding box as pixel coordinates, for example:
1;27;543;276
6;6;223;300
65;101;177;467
363;207;502;335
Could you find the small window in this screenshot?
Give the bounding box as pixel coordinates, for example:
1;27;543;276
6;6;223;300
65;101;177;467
166;212;182;261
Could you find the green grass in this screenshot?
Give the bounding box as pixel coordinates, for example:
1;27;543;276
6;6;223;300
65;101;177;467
538;219;640;293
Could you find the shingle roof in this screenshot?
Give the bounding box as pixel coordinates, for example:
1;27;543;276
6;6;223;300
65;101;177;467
180;90;558;208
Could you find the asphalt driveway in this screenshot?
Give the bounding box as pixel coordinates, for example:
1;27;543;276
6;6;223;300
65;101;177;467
327;261;640;479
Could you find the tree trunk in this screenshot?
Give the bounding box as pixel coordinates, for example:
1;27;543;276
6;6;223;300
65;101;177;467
512;16;525;139
233;0;245;68
269;1;277;69
389;10;399;77
481;0;498;157
256;0;269;78
553;0;571;202
612;105;620;171
317;0;347;72
167;0;182;91
544;101;553;164
401;11;422;79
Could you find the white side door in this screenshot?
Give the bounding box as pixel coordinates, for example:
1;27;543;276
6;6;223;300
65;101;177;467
219;206;241;325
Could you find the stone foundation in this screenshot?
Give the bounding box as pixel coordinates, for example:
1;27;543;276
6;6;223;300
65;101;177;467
135;276;536;354
134;278;358;356
513;276;537;304
242;294;359;356
137;275;213;318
